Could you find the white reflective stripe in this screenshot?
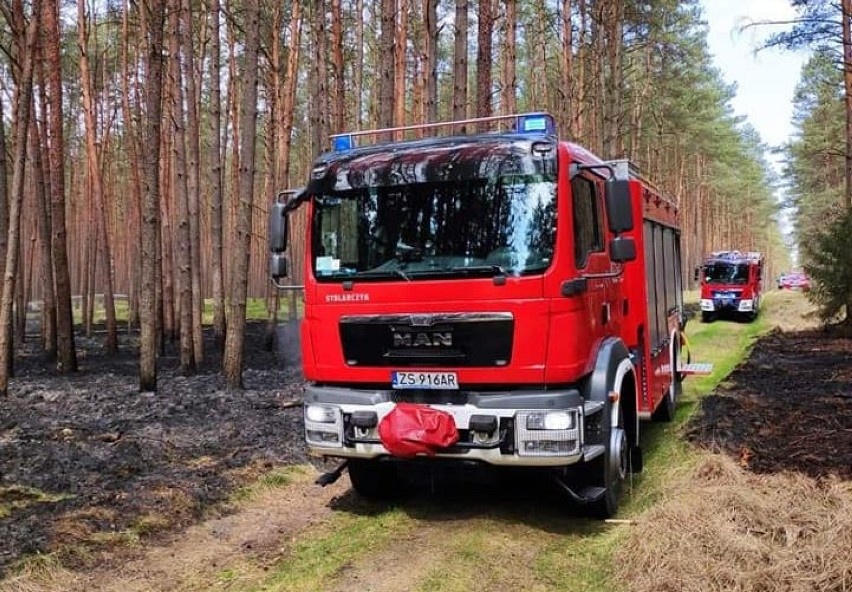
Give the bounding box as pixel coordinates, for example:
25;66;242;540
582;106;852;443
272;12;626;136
612;357;634;428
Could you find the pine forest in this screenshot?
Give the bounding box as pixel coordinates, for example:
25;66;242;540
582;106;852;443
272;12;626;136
3;0;851;393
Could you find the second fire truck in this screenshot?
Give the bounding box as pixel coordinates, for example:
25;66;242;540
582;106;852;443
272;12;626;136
697;251;764;322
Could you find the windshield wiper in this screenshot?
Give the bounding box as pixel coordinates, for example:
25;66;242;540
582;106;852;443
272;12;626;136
444;264;508;277
352;269;412;282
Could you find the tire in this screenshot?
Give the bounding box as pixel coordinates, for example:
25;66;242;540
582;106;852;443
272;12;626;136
347;459;406;500
653;339;682;423
587;407;628;519
700;311;713;323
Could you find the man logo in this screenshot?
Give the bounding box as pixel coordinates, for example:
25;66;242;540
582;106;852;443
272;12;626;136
392;331;453;347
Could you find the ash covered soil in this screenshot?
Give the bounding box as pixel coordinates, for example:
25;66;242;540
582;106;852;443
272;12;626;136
687;325;852;480
0;322;308;575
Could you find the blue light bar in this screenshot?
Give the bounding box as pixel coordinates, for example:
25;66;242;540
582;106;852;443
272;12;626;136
517;113;555;134
332;134;356;152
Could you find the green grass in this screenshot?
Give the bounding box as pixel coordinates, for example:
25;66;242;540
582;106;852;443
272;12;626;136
414;531;487;592
232;466;308;502
0;486;74;520
250;508;411;592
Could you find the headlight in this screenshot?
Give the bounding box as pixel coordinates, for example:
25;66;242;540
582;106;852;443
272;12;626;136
516;410;580;458
306;404;338;423
304;405;343;448
525;411;575;431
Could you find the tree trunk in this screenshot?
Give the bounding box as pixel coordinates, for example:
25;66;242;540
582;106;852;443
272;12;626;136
599;0;624;157
169;0;196;374
394;0;408;133
331;0;345;133
279;0;302;187
121;0;143;330
500;0;517;117
355;0;364;127
423;0;438;123
379;0;396;130
0;94;10;376
452;0;469;130
223;0;261;389
208;0;226;350
310;0;330;155
29;112;56;358
0;2;39;396
159;129;175;345
561;0;574;136
265;3;283;353
78;0;118;353
43;0;77;373
140;0;167;392
476;0;493;121
182;0;204;365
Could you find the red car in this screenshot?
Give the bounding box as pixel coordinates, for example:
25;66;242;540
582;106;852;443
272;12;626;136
779;272;811;291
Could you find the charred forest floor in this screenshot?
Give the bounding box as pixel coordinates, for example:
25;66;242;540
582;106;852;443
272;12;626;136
0;292;850;591
0;322;308;577
685;306;852;480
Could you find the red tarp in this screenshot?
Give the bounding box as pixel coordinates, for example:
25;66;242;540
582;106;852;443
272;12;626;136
378;403;459;458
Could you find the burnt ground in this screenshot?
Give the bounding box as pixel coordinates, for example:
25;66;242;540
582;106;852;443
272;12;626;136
687;325;852;480
0;322;308;576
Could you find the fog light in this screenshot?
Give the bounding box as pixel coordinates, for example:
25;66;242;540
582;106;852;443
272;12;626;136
306;430;341;444
524;440;575;454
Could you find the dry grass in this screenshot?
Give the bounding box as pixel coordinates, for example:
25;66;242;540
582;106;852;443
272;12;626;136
617;454;852;592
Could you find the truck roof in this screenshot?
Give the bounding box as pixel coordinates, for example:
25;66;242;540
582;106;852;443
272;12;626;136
310;112;679;219
705;250;763;265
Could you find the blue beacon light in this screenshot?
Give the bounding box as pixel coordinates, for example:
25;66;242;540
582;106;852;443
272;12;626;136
517;114;555;134
332;134;355;152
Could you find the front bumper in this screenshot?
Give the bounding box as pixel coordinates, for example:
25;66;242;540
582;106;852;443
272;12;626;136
303;384;599;467
701;297;753;312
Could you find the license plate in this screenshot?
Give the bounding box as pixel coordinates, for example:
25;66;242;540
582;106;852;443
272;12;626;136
392;371;459;390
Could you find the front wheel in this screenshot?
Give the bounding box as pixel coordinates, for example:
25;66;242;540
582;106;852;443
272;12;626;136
587;412;628;519
701;311;713;323
348;459;406;500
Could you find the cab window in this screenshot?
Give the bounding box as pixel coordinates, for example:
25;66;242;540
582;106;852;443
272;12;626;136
571;176;604;268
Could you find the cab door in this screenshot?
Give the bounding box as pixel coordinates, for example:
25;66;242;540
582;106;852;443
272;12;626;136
570;173;616;349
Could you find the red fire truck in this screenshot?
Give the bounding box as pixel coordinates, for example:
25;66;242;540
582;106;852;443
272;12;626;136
697;251;764;323
269;113;710;518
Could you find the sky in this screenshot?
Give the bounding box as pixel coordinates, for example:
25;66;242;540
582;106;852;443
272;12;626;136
700;0;810;256
700;0;809;152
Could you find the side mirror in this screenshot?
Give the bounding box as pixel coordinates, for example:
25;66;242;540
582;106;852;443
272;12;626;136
609;236;636;263
693;266;700;282
604;177;633;233
270;253;289;279
269;201;289;252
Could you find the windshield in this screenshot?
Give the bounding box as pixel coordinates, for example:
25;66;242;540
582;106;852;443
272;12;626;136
311;175;557;281
704;263;749;285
